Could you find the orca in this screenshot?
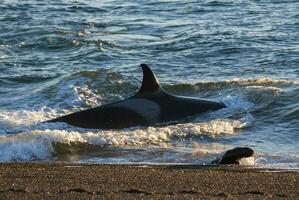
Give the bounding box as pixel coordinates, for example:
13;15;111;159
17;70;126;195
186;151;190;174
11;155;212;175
48;64;226;129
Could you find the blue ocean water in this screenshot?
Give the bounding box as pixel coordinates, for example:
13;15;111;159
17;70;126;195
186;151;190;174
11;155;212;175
0;0;298;167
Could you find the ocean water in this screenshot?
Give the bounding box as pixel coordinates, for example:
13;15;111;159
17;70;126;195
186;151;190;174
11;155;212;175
0;0;298;168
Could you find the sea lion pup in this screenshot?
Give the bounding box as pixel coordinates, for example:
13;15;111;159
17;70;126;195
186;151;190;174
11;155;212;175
212;147;255;165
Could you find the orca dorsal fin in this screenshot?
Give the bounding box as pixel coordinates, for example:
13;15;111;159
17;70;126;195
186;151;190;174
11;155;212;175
138;64;161;93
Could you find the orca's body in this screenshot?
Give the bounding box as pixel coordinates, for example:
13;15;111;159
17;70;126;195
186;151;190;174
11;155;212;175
48;64;226;129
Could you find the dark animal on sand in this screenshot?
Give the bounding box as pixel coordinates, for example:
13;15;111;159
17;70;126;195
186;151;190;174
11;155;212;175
48;64;226;129
212;147;254;165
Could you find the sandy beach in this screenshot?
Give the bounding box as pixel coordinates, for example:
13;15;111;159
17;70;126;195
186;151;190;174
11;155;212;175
0;163;298;199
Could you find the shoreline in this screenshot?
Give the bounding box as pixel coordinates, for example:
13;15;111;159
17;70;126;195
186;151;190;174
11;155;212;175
1;163;298;199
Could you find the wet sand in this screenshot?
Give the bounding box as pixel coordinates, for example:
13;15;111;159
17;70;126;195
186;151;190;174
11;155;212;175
0;163;298;199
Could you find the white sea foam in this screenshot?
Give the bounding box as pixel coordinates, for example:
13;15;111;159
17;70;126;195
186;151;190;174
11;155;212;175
0;54;8;59
73;84;101;107
0;109;58;129
0;126;237;162
239;156;255;166
0;114;252;161
1;118;250;161
0;135;53;161
223;78;299;86
48;76;102;111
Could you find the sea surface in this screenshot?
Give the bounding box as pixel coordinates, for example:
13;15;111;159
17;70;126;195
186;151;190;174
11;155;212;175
0;0;298;168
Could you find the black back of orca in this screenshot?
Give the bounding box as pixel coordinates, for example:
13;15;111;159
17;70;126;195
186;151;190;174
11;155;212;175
48;64;226;129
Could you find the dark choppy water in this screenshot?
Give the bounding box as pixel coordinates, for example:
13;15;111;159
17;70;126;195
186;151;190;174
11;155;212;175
0;0;298;168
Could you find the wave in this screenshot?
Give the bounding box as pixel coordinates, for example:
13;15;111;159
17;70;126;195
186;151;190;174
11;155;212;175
0;115;252;161
47;73;296;105
165;78;298;93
